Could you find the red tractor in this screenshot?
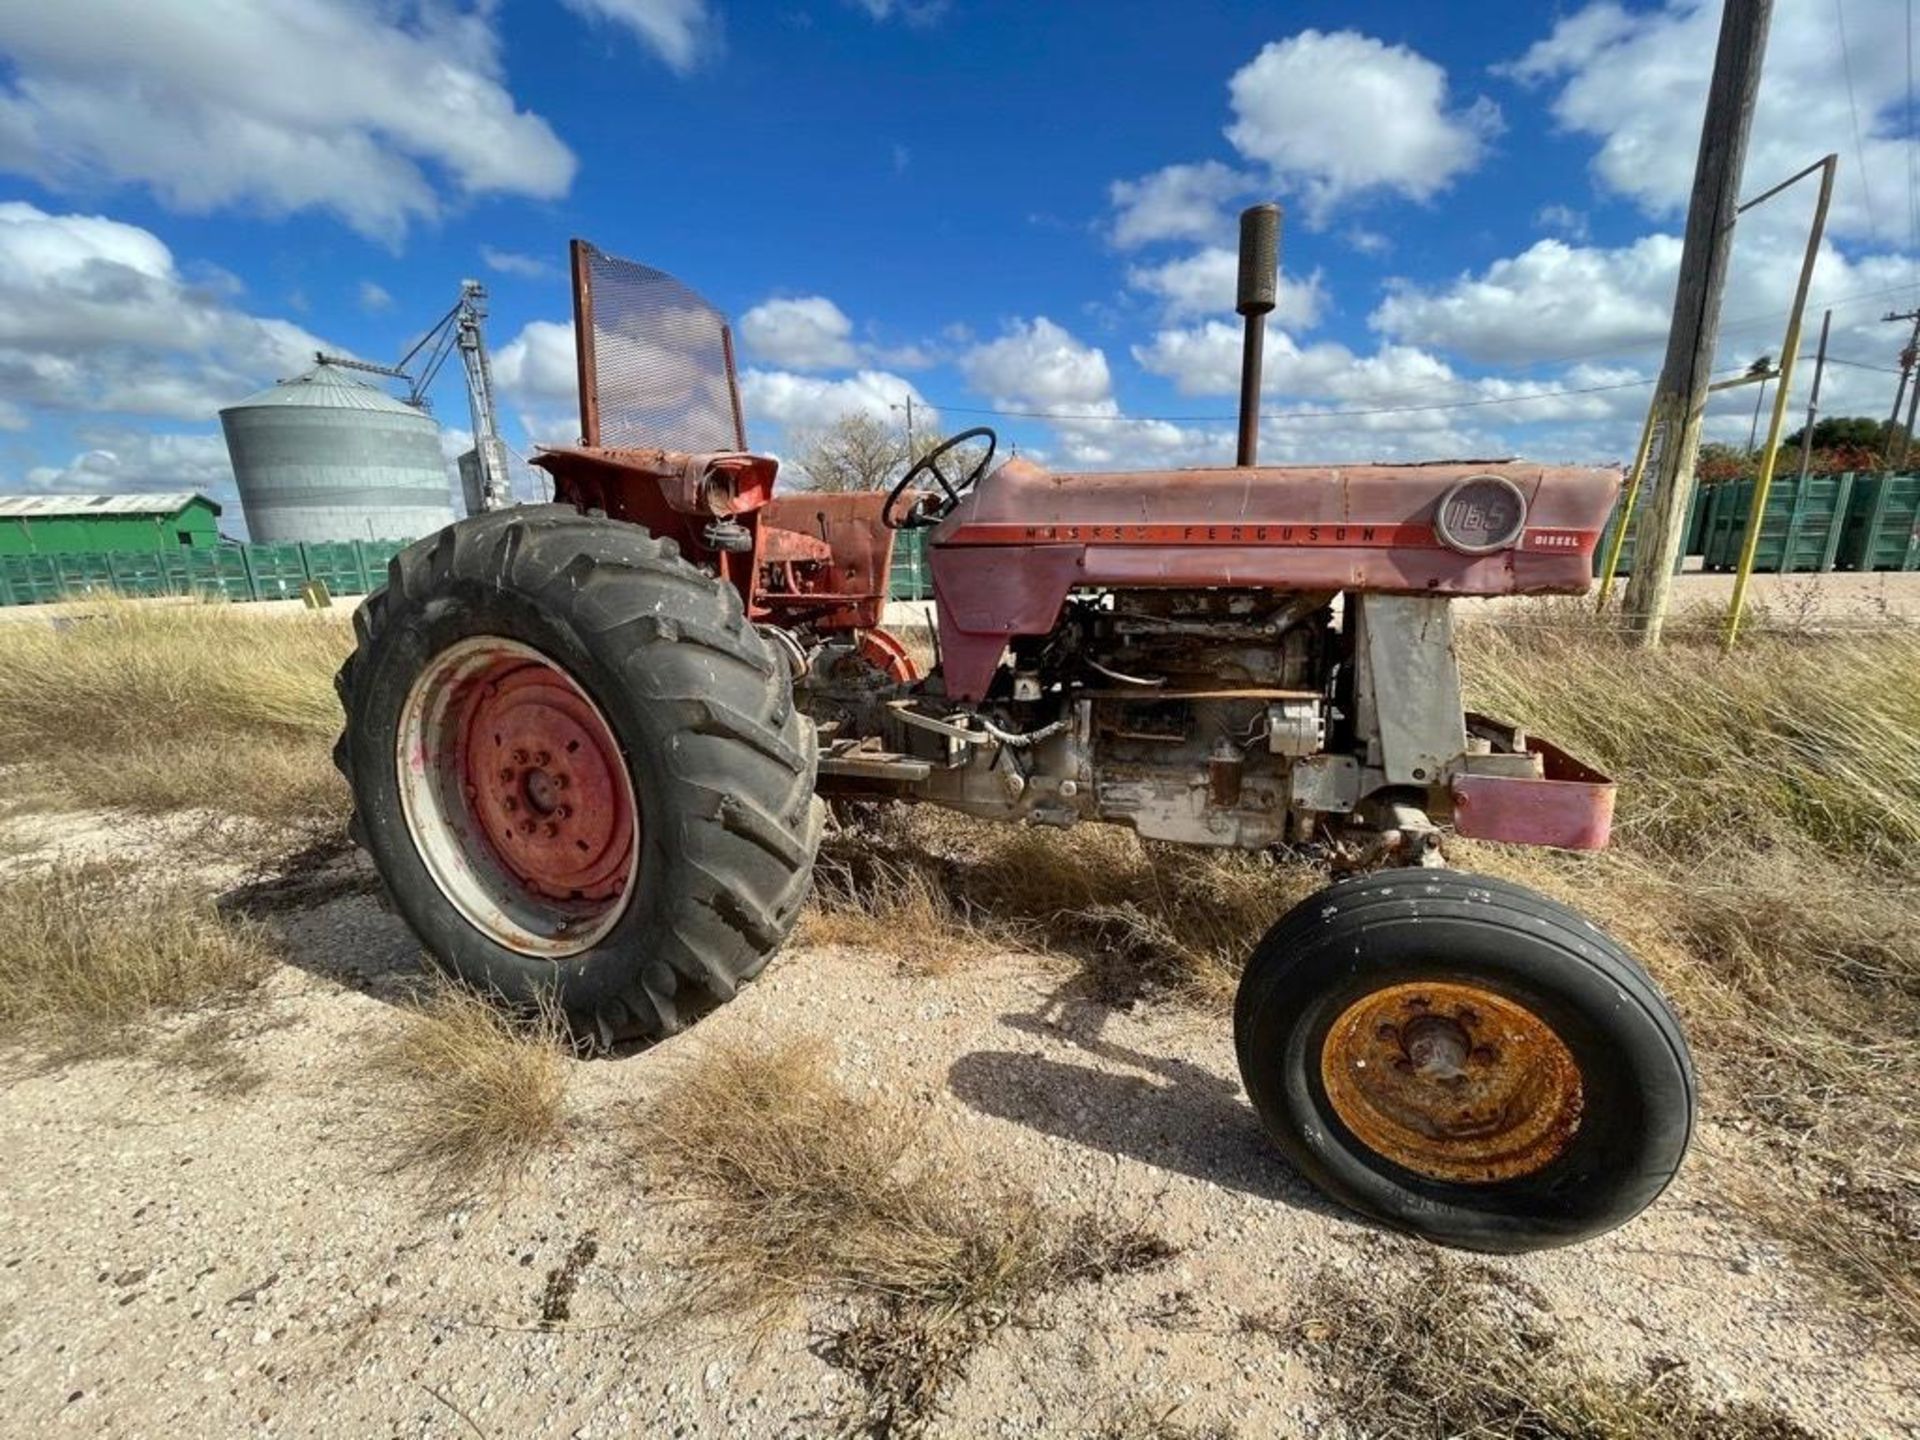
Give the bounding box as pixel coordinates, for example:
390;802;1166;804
334;218;1692;1253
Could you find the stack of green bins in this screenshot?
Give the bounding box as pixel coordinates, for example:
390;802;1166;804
1701;473;1857;573
1835;473;1920;572
889;528;931;601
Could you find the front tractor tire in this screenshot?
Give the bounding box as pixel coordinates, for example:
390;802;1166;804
333;507;823;1044
1234;869;1694;1252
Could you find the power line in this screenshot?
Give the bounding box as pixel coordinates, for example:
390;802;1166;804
928;373;1702;427
1820;354;1904;374
1835;0;1884;244
928;344;1907;430
1909;0;1918;255
1284;278;1920;415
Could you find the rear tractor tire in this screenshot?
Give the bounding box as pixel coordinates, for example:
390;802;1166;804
333;507;823;1044
1234;868;1694;1252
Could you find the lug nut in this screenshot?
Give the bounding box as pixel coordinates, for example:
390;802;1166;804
556;805;573;820
512;748;530;765
535;750;551;766
1375;1022;1397;1041
1471;1045;1499;1064
542;822;559;838
502;797;518;812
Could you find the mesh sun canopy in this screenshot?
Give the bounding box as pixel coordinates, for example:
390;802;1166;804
572;240;745;452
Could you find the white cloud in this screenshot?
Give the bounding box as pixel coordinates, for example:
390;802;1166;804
481;246;559;280
0;201;328;423
1108;161;1254;249
493;318;583;443
23;428;238;511
1331;0;1920;460
1131;316;1654;457
850;0;951;24
557;0;714;72
960;317;1112;412
1127;246;1327;326
1225;30;1500;223
951;315;1225;469
1534;204;1590;241
739;295;861;370
738;368;927;432
1369;227;1919;406
494;320;580;405
495;316;935;453
357;280;393;313
0;0;576;243
1371;235;1684;366
1502;0;1908;245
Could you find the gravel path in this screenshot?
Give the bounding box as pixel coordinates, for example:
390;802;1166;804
1;820;1914;1439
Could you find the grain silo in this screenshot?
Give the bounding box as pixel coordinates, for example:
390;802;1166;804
219;360;456;542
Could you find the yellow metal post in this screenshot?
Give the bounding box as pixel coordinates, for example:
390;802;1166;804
1724;154;1837;648
1597;406;1658;610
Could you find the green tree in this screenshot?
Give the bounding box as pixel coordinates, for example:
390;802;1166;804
1783;415;1900;450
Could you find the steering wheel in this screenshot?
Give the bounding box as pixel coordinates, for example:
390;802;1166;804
881;426;998;530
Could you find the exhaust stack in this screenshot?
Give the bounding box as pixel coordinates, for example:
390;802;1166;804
1235;202;1281;467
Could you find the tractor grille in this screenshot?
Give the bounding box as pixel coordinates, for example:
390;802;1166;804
571;241;745;453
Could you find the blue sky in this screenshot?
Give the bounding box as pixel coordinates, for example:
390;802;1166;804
1;0;1915;520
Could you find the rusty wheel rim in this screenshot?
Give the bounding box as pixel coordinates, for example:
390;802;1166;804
1320;981;1584;1184
396;636;638;957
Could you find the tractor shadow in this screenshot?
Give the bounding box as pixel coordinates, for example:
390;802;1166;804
219;834;438;1006
946;983;1358;1224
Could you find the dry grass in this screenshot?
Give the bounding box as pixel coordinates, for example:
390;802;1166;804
1088;1405;1236;1440
1473;842;1920;1344
1290;1258;1816;1440
0;600;350;826
807;807;1317;1005
361;980;572;1205
637;1035;1173;1435
1466;601;1920;866
0;862;279;1058
1458;607;1920;1345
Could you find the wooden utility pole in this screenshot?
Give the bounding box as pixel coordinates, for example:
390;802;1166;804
1623;0;1773;644
1886;310;1920;462
1795;310;1831;489
1903;355;1920;468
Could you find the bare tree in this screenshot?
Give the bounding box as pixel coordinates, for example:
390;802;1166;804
785;413;907;492
783;411;994;496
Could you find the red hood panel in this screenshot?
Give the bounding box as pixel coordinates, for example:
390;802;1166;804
926;459;1618;701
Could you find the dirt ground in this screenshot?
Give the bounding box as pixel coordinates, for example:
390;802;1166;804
1;811;1914;1440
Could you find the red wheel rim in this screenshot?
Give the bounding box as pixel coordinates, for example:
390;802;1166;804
397;637;639;956
857;627;920;684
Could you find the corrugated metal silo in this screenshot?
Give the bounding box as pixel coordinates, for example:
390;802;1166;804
219;361;456;542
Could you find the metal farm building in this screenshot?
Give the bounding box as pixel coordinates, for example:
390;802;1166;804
219;361;455;543
0;492;222;556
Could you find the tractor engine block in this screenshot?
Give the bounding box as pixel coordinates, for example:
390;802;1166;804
833;589;1341;849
